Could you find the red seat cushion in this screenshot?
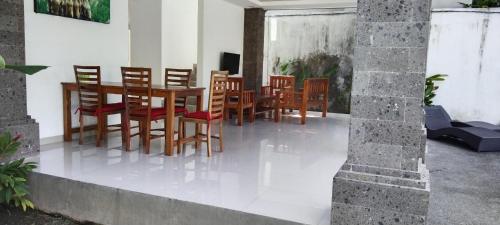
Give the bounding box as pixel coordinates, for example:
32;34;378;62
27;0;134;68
184;111;221;121
80;103;125;115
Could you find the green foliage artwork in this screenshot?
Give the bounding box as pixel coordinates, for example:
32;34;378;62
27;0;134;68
0;132;37;211
274;52;353;114
460;0;500;8
34;0;110;24
425;74;448;106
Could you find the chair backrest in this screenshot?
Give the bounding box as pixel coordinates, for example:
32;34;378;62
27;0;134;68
269;75;295;95
74;65;102;112
424;105;452;130
209;71;229;119
121;67;153;119
304;78;329;101
227;77;244;98
165;68;191;88
165;68;192;109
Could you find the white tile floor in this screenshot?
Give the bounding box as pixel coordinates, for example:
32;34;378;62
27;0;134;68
29;112;349;225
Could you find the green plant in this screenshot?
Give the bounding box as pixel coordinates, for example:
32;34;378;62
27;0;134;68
0;54;48;75
425;74;448;106
0;132;37;211
459;0;500;8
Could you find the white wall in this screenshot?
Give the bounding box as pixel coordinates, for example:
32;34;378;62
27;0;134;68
129;0;162;85
198;0;244;104
25;0;129;139
162;0;198;74
427;9;500;124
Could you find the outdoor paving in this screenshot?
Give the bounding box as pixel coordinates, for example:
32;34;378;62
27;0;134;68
426;139;500;225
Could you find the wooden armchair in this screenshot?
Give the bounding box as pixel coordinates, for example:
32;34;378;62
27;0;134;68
224;77;255;126
257;75;295;117
275;78;329;124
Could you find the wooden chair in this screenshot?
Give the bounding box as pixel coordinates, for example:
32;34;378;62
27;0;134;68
257;75;295;120
121;67;167;154
74;65;125;147
164;68;192;115
276;78;329;124
262;75;296;97
177;71;228;157
224;77;255;126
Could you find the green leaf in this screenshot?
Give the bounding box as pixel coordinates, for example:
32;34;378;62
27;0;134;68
5;65;48;75
0;54;5;69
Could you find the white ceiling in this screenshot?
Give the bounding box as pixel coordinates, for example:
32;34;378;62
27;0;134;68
225;0;357;9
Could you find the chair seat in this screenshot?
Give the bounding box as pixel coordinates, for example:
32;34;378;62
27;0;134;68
80;102;125;115
185;111;221;121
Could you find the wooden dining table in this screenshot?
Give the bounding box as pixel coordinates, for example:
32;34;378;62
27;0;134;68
62;82;205;156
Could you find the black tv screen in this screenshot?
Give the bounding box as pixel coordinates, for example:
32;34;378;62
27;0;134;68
221;52;240;75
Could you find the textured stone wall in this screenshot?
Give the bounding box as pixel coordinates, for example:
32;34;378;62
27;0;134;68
331;0;431;224
0;0;40;160
265;11;356;113
243;8;265;93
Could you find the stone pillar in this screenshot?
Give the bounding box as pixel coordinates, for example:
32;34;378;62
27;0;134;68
331;0;431;224
243;8;265;93
0;0;40;160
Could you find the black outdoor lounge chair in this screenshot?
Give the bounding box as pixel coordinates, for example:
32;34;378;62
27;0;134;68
424;105;500;152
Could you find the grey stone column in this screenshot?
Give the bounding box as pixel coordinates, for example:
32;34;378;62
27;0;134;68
243;8;265;93
331;0;431;224
0;0;40;160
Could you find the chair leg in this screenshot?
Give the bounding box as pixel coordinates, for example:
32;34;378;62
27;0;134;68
224;108;229;120
237;106;243;126
96;115;103;147
250;105;256;123
206;123;212;157
125;120;131;152
322;101;327;118
102;114;108;140
79;114;84;145
138;121;143;145
300;107;306;125
120;113;126;146
177;119;183;154
144;121;151;154
219;120;224;152
195;124;201;149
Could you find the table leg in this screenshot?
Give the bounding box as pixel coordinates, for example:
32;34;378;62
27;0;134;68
63;86;73;142
165;91;176;156
195;92;204;149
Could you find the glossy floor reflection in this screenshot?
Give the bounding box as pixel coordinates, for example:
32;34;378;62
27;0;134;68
30;112;349;225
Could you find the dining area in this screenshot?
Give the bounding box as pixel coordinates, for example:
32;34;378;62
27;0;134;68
61;65;331;158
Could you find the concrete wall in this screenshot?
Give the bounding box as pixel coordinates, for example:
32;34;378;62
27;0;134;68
427;9;500;125
264;10;356;113
198;0;244;104
24;0;129;139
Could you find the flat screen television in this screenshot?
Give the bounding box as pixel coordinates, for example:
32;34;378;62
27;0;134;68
221;52;240;75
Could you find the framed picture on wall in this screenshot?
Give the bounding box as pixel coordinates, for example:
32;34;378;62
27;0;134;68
34;0;110;24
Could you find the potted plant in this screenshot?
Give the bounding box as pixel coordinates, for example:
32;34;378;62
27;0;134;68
0;132;37;211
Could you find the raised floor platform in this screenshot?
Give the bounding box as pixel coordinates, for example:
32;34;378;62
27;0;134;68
28;112;349;225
